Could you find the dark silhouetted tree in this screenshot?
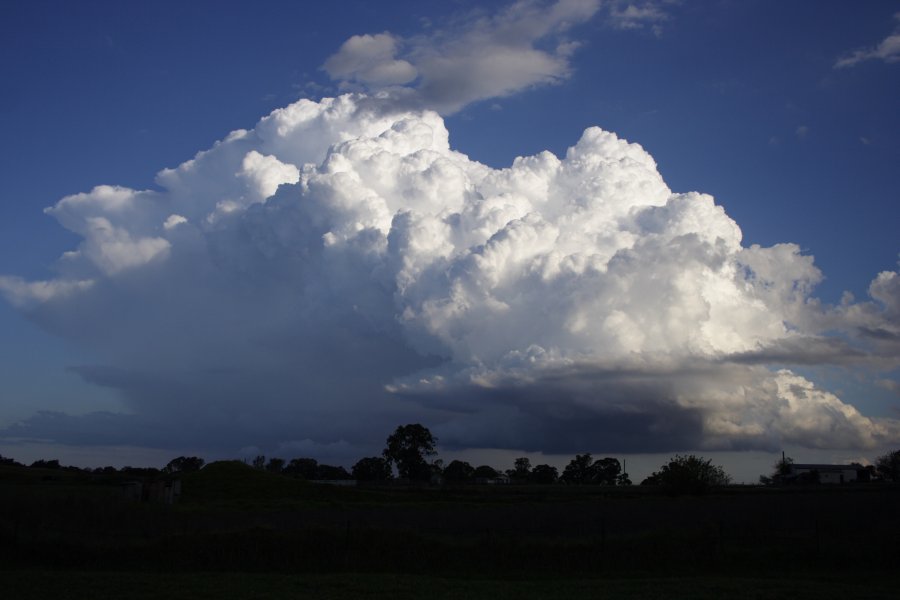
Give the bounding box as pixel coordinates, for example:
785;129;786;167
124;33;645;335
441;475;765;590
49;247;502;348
266;457;285;474
315;464;351;480
875;449;900;481
593;457;622;485
561;454;594;484
530;464;559;484
760;455;793;485
643;454;731;494
163;456;204;474
251;455;266;470
473;465;500;480
352;456;393;481
0;454;22;467
507;457;532;482
284;458;319;479
443;460;475;483
30;459;61;469
383;423;438;481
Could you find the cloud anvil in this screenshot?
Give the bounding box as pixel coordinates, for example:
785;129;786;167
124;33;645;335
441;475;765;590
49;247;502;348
2;92;897;455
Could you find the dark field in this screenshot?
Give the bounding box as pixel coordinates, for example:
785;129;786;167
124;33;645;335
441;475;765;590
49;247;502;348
3;463;898;598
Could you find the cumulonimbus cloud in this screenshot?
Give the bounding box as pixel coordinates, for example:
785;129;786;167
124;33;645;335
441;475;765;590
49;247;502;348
1;90;897;456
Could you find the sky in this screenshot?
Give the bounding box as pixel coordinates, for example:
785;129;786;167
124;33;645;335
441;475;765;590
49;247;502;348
0;0;898;482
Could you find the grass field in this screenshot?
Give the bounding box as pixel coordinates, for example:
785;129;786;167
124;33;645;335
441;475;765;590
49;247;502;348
4;571;899;600
2;462;899;598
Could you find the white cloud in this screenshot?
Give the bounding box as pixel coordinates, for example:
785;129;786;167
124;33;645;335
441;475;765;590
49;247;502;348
163;214;188;230
835;13;900;68
0;276;94;308
2;91;897;457
607;1;671;35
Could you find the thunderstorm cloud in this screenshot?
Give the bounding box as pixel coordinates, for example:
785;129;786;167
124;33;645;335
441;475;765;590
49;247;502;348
2;92;898;456
1;1;898;458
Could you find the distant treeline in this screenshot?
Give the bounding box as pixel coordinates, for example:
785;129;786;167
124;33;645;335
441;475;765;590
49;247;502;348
3;423;898;493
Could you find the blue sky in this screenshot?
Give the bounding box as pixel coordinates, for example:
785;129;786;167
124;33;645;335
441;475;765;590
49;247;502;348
1;1;898;481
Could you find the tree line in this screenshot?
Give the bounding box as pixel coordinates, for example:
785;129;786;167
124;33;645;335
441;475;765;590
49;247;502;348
5;424;899;491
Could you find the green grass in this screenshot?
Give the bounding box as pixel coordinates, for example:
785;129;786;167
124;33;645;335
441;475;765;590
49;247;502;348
3;571;898;600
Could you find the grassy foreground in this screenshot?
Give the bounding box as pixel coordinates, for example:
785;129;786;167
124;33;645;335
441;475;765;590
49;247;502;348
4;571;899;600
3;463;899;598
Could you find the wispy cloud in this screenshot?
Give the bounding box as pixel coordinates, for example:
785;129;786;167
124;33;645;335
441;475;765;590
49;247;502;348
607;0;673;36
835;12;900;68
323;0;603;114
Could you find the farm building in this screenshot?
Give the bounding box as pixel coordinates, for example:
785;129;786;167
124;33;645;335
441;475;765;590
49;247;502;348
787;463;861;484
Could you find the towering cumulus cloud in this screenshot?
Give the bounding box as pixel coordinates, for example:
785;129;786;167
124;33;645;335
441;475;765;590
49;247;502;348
2;93;898;456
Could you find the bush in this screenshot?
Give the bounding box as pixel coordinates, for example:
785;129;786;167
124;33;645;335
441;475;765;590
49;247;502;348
641;454;731;494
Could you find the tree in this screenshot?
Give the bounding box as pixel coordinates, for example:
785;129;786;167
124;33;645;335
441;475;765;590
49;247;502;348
30;459;61;469
352;456;393;481
561;453;594;484
383;423;438;481
760;454;793;485
315;464;351;480
251;455;266;470
875;449;900;482
284;458;318;479
443;460;475;483
507;457;532;482
643;454;731;494
163;456;204;474
561;455;626;485
472;465;500;480
0;455;22;467
593;457;622;485
266;458;285;474
529;464;559;484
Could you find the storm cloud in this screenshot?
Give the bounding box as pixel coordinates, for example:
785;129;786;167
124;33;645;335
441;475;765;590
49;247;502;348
2;85;898;458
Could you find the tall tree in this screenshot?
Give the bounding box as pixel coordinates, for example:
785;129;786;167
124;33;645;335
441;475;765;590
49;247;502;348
593;457;622;485
561;453;594;484
383;424;438;481
507;457;532;482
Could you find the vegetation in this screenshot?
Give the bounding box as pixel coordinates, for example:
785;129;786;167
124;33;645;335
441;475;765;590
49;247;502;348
641;455;731;494
759;455;793;485
163;456;205;474
875;449;900;481
352;456;392;481
560;454;630;485
2;440;899;595
383;423;439;481
4;571;899;600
